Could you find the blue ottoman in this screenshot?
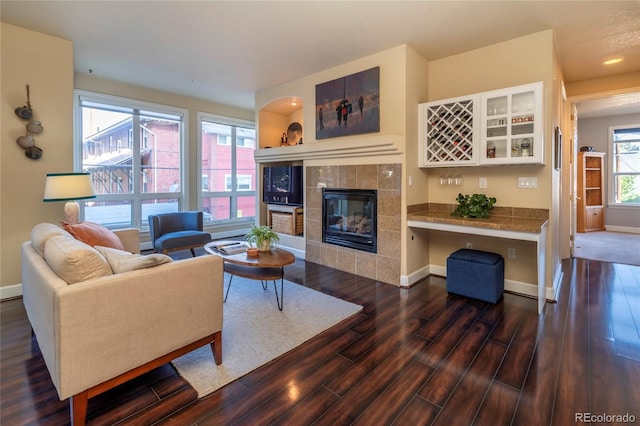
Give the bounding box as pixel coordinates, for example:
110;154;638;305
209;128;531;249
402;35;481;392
446;249;504;303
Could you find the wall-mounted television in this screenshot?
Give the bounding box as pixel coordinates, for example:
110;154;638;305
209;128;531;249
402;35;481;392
262;165;303;206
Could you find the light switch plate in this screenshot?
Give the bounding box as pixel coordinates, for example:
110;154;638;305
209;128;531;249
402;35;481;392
518;177;538;188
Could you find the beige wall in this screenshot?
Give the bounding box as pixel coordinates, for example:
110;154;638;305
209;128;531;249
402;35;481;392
565;71;640;99
1;23;74;292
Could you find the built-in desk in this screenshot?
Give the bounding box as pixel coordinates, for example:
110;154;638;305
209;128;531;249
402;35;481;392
407;206;548;313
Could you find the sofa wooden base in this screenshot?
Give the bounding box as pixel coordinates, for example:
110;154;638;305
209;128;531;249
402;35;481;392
70;331;222;426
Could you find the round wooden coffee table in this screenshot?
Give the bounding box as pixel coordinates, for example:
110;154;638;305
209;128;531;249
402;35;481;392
204;242;295;310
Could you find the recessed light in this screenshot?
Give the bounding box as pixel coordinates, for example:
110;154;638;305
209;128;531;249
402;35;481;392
603;58;623;65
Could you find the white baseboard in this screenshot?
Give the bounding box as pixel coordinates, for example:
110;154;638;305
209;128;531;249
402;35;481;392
605;225;640;234
277;244;305;260
400;264;431;287
1;283;23;300
402;263;554;301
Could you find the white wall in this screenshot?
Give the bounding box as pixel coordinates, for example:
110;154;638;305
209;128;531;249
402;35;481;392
578;112;640;229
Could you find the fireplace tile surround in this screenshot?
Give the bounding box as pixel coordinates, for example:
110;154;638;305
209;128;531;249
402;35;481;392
305;164;402;286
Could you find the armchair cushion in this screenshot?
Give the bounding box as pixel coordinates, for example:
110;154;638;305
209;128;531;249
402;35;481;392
44;235;113;284
154;230;212;252
95;246;173;273
63;221;127;251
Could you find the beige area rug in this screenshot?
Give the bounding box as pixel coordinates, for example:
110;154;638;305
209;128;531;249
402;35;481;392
172;276;362;397
574;231;640;266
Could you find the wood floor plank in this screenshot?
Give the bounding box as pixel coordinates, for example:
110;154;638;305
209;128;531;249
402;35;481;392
314;335;432;425
418;320;493;406
393;396;440;426
324;317;428;396
352;361;436;425
474;380;520;426
432;340;507;425
493;311;539;390
416;304;485;369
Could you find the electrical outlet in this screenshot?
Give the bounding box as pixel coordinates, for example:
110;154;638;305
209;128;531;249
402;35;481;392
508;248;516;259
479;177;487;188
466;242;473;249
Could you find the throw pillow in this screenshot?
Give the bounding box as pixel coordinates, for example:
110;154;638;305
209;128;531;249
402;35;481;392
31;223;73;257
63;221;126;251
95;246;173;274
44;235;113;284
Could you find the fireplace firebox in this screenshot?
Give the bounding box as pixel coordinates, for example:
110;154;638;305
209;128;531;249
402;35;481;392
322;188;377;253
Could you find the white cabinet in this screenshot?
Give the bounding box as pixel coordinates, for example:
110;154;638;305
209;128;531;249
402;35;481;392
418;82;544;168
479;82;544;165
418;95;478;167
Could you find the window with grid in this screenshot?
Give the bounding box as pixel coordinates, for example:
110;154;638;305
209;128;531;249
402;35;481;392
610;125;640;206
75;91;187;229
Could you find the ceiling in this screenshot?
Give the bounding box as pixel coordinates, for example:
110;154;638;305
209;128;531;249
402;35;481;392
2;1;639;117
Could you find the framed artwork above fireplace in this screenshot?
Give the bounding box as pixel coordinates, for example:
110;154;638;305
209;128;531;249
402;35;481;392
315;67;380;140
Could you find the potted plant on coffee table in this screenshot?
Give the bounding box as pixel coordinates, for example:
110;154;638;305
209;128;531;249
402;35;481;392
245;224;280;252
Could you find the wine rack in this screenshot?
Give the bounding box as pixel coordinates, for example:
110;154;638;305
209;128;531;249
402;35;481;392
420;96;477;167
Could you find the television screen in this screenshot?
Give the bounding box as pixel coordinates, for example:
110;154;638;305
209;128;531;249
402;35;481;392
263;165;303;206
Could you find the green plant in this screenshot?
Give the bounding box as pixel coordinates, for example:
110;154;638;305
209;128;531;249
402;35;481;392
451;193;497;218
245;224;280;251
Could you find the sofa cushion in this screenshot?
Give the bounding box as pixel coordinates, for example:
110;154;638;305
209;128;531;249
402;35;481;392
44;235;113;284
31;223;73;257
95;246;173;274
63;221;126;251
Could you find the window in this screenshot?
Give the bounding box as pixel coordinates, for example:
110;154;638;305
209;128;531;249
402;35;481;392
609;125;640;206
199;113;256;223
75;91;187;229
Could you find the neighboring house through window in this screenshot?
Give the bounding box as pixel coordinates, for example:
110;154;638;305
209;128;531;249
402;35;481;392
199;113;256;222
609;125;640;206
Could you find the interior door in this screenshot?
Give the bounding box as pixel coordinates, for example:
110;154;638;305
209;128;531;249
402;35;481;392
570;104;579;257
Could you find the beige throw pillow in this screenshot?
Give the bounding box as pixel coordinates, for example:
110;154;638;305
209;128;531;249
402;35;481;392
95;246;173;274
31;223;73;257
44;235;113;284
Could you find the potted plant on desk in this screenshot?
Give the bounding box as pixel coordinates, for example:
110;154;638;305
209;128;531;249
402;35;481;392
245;225;280;252
451;193;497;218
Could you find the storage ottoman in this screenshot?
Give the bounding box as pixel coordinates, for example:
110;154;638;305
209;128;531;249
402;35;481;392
446;249;504;303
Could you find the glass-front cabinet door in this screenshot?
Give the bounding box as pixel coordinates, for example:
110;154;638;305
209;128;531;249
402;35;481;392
418;95;478;167
480;82;544;165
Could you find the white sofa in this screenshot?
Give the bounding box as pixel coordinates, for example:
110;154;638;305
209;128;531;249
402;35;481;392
21;223;223;425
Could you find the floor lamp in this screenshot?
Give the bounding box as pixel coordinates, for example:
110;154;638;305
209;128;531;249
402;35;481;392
43;172;96;224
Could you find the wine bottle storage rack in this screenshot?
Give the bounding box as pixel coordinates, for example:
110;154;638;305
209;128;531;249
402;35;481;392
424;99;474;164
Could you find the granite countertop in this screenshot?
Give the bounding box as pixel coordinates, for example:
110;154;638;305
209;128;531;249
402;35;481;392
407;205;549;234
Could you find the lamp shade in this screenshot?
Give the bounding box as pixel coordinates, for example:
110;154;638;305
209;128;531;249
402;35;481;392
43;172;96;202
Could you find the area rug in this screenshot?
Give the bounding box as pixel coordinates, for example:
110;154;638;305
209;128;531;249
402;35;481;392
171;276;362;397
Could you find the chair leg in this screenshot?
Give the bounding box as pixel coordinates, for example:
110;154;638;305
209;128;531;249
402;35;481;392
190;248;197;257
70;391;89;426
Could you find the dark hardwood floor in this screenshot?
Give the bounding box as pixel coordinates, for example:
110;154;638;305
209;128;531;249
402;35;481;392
2;257;639;425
